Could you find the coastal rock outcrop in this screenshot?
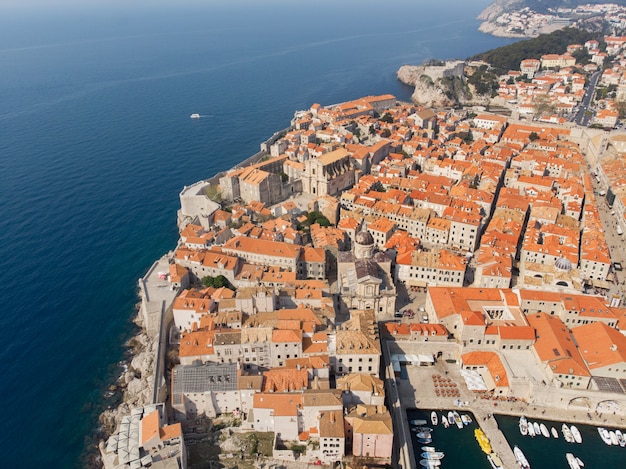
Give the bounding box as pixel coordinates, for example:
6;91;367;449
98;314;157;436
397;63;491;108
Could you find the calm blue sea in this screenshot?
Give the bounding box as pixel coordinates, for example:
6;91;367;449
0;1;512;466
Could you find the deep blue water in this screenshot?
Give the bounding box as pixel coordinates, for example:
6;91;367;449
0;1;513;466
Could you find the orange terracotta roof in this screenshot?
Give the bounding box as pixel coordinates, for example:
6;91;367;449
572;322;626;370
461;351;509;387
253;393;303;416
141;410;160;445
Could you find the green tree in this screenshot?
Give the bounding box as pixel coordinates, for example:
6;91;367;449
201;275;235;290
381;128;391;138
529;132;540;141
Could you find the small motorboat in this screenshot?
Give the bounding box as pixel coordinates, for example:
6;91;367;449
570;425;582;444
609;430;619;446
190;113;201;119
562;424;574;443
576;456;584;467
566;453;581;469
422;446;436;452
513;445;530;469
615;429;626;447
418;437;433;444
540;423;550;438
533;422;541;436
598;427;612;445
519;416;528;436
419;459;441;468
461;414;472;425
551;427;559;439
475;428;492;454
413;426;433;433
488;453;504;469
416;431;432;439
411;419;427;426
452;411;463;429
421;451;445;460
441;414;449;428
527;422;536;437
431;411;438;426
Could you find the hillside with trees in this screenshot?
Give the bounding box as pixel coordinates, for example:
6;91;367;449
470;27;600;73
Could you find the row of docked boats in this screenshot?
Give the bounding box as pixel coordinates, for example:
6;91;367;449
420;445;445;468
518;416;582;443
410;410;472;432
598;427;626;447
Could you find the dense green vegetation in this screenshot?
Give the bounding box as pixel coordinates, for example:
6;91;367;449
305;211;331;227
466;65;500;96
201;274;235;290
470;27;599;73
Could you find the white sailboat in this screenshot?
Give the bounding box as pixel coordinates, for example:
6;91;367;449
540;423;550;438
551;427;559;438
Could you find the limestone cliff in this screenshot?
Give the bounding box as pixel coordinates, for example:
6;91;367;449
397;64;492;108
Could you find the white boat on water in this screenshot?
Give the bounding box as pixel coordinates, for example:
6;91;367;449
551;427;559;439
562;424;574;443
514;445;530;469
570;425;582;444
452;411;463;429
533;422;541;436
411;419;427;426
598;427;612;445
566;453;581;469
528;422;536;437
418;437;432;444
416;431;431;439
616;429;626;447
190;113;200;119
461;414;472;425
421;451;445;460
419;459;441;468
431;411;438;426
441;414;449;428
609;430;619;446
519;416;528;436
422;446;435;452
576;457;585;467
413;427;432;434
540;423;550;438
487;453;504;469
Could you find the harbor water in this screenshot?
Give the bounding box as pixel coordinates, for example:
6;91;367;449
495;414;626;469
407;409;626;468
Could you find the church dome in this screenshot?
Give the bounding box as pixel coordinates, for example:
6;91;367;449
355;230;374;246
555;257;572;271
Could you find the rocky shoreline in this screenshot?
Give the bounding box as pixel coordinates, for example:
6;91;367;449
85;309;158;468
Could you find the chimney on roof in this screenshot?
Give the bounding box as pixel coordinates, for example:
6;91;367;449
330;412;335;424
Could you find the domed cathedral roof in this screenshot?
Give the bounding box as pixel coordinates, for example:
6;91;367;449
555;257;572;271
355;230;374;246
